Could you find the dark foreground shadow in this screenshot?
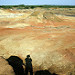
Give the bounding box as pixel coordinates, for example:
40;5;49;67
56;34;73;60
25;55;33;75
7;56;24;75
35;70;58;75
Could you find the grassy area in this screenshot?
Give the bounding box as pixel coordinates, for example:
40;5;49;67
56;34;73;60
0;5;75;9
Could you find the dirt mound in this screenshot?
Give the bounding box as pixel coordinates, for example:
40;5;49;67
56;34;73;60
43;12;63;22
31;11;40;16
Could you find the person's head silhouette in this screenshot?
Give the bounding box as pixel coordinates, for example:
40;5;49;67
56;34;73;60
27;55;30;58
25;55;32;64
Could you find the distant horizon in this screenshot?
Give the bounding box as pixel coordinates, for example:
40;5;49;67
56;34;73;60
0;4;75;6
0;0;75;6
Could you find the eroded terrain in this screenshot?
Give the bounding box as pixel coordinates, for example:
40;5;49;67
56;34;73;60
0;8;75;75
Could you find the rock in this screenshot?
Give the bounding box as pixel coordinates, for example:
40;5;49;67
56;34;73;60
35;70;58;75
0;56;15;75
7;56;25;75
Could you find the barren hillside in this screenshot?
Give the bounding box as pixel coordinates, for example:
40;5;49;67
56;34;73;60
0;8;75;75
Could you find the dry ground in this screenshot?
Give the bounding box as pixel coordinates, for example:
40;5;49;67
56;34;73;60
0;8;75;75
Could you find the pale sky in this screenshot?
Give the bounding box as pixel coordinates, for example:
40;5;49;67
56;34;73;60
0;0;75;5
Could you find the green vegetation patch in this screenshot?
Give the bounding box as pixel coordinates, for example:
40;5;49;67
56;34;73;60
0;5;75;9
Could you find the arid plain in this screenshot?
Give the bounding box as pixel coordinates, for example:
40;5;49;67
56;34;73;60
0;8;75;75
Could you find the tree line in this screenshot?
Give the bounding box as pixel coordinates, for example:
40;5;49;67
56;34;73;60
0;5;75;9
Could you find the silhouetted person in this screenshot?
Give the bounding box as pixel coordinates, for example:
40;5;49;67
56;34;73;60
7;56;25;75
25;55;33;75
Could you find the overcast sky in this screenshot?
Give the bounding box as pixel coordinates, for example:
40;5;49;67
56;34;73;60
0;0;75;5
